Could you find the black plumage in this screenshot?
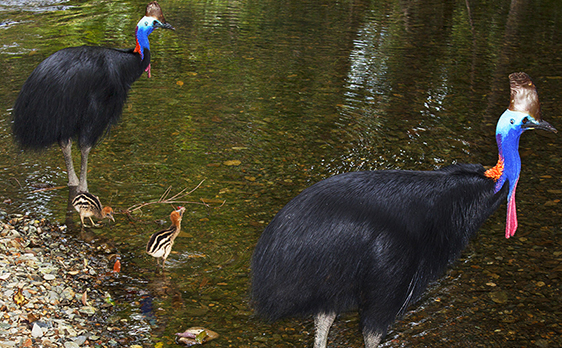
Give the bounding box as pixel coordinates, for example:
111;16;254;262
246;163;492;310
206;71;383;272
12;1;173;192
251;72;556;348
252;166;506;342
13;46;149;150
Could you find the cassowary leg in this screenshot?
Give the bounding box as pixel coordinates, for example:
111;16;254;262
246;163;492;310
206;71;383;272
59;139;79;187
313;312;336;348
78;145;92;193
362;330;382;348
88;216;98;227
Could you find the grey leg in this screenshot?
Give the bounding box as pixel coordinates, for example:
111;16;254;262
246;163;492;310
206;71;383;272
78;145;92;193
59;139;79;187
313;312;336;348
363;330;382;348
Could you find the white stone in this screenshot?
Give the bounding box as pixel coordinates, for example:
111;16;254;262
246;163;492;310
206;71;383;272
73;335;87;345
31;323;43;338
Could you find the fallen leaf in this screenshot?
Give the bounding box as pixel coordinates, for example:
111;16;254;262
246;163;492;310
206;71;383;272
223;160;241;166
27;313;40;323
489;291;508;304
113;259;121;273
13;288;28;306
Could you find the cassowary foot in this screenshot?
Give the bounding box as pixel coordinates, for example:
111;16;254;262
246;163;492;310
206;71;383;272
363;330;382;348
80;217;101;228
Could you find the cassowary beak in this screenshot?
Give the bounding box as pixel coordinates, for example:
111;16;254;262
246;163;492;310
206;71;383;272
522;118;558;133
154;21;175;30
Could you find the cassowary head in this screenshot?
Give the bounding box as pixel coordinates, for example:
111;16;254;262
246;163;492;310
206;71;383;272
490;72;557;238
101;206;115;222
135;1;174;58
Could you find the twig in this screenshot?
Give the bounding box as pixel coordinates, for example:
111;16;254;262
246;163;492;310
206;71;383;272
123;180;218;214
30;186;67;193
11;177;22;188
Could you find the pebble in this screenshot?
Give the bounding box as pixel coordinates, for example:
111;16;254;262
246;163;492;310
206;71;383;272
43;274;56;281
0;209;152;347
30;324;42;338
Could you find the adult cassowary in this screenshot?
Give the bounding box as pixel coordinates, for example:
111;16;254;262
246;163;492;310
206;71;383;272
12;1;174;193
251;72;557;348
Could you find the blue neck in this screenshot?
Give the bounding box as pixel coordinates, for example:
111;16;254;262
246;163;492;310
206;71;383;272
495;110;523;199
135;16;155;59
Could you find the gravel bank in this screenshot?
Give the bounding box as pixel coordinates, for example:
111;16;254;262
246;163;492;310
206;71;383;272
0;209;151;347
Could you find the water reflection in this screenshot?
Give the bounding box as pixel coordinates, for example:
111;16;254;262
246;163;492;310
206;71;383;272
0;0;72;13
0;0;561;347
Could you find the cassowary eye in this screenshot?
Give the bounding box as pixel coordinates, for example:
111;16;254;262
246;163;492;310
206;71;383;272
153;20;158;26
522;117;528;124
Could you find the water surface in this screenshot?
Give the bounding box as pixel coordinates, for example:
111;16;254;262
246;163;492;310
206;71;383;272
1;0;561;347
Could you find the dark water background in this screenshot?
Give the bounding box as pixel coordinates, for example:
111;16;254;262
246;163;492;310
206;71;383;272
1;0;561;347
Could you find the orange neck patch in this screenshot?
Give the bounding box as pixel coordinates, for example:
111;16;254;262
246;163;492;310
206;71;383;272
485;158;504;181
134;39;141;55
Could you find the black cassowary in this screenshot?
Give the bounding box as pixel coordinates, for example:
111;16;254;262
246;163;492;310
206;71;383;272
12;1;174;193
251;72;557;348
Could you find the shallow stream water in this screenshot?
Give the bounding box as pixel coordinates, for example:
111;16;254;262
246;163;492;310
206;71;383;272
1;0;562;347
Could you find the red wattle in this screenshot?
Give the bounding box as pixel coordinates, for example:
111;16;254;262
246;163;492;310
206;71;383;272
145;63;151;78
505;182;518;239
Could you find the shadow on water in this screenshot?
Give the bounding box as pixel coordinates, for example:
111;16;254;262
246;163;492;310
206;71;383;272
1;0;562;347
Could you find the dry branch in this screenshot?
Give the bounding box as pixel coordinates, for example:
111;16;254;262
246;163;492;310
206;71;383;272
123;180;222;214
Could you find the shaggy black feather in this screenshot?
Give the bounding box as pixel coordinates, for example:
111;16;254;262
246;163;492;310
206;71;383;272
12;46;150;149
251;163;508;337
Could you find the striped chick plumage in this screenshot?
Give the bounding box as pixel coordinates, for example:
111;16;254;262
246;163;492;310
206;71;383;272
72;192;114;227
146;207;186;268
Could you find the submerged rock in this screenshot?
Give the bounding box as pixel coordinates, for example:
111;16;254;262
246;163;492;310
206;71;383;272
176;327;219;346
